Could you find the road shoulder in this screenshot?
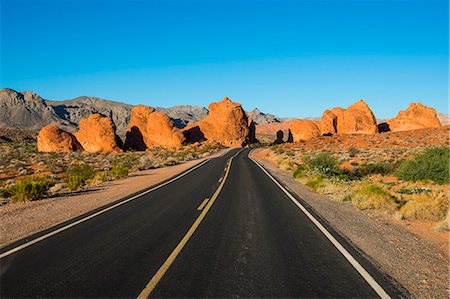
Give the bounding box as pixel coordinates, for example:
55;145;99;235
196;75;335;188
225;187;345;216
0;149;231;248
251;149;448;299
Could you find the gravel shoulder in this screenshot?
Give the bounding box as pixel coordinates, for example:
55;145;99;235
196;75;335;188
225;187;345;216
251;148;448;299
0;149;230;248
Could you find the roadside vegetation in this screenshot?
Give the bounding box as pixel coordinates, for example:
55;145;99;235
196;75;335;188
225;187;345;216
269;144;449;229
0;139;224;204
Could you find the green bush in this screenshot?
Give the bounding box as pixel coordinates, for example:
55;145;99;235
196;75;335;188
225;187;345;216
66;164;96;191
109;165;129;179
8;177;55;202
396;147;449;184
304;152;342;177
67;175;86;191
354;162;396;177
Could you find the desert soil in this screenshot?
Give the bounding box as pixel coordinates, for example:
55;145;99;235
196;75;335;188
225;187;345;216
251;148;448;299
0;149;230;247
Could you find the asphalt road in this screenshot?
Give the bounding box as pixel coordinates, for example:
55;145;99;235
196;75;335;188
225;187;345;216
0;148;402;298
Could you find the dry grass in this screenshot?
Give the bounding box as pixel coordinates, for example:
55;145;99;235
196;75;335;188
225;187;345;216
352;183;397;211
399;193;449;221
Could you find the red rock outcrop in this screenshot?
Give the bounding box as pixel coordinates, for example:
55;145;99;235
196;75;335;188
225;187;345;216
185;97;255;147
74;114;122;153
247;117;258;144
289;119;321;142
145;111;185;148
321;100;378;135
273;130;285;144
37;124;83;152
320;110;337;135
255;120;294;135
124;105;185;150
386;103;442;132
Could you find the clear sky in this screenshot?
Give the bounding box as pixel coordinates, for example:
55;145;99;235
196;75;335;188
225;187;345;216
1;0;448;118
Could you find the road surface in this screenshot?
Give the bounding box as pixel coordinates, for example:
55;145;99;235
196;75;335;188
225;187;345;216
0;148;402;298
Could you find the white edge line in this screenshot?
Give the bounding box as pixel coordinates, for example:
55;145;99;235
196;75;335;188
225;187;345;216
0;158;212;259
250;157;391;299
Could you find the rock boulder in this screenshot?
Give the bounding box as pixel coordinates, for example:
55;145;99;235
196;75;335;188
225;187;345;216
74;114;122;153
124;105;185;150
188;97;254;147
290;119;321;142
387;103;441;132
321;100;378;135
37;124;83;152
145;111;185;148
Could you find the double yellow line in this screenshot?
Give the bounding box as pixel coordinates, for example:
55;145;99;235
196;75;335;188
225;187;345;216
137;149;242;299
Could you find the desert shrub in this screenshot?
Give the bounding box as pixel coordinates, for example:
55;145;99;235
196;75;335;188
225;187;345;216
293;165;305;179
396;187;431;195
354;162;396;177
305;174;325;191
95;172;110;182
396;147;449;184
120;156;139;170
352;183;396;210
285;150;295;156
67;175;86;191
68;164;95;181
199;145;214;154
303;152;342;177
348;147;359;157
272;145;285;155
66;164;95;190
317;180;354;202
8;177;55;202
109;165;129;179
279;160;294;171
399;193;448;221
86;173;110;186
162;157;178;167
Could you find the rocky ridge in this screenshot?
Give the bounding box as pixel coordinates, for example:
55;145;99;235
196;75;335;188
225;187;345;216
0;88;277;137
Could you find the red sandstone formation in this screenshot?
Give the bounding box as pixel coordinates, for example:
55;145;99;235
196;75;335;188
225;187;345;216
37;124;83;152
386;103;442;132
321;100;378;135
185;97;255;147
74;114;122;153
124;105;185;150
289;119;321;142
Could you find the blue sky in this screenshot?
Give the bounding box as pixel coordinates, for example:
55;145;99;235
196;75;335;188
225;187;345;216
1;0;448;118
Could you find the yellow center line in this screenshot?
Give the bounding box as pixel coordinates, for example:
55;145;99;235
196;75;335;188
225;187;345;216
136;149;242;299
197;198;210;211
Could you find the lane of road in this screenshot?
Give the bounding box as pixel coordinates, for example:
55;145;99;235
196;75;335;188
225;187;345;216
0;148;401;298
150;149;395;298
0;149;239;298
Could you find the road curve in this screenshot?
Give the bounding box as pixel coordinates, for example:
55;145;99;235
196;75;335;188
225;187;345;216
0;148;402;298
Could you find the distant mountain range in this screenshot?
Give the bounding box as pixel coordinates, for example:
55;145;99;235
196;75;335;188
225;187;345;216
0;88;281;137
